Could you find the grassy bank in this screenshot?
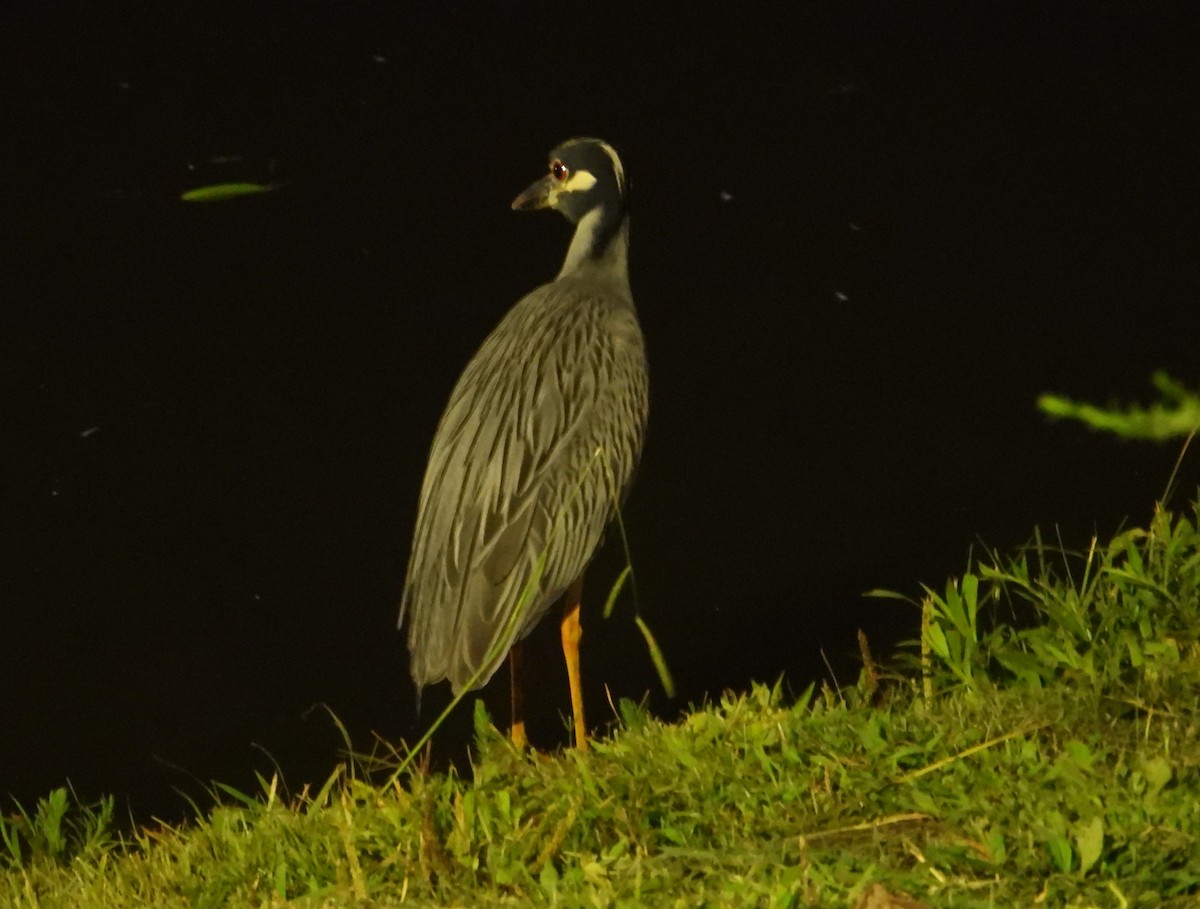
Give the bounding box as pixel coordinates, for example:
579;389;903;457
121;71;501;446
4;498;1199;907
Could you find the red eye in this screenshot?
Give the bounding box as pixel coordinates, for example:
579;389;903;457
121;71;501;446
551;159;569;182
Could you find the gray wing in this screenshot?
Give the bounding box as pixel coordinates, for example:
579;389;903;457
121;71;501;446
399;278;647;694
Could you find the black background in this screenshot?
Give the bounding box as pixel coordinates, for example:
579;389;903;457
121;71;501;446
4;3;1197;821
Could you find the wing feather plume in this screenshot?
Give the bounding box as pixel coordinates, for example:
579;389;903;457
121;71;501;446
399;277;647;694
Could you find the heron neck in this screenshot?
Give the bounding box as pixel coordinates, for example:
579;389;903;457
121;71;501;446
558;207;630;295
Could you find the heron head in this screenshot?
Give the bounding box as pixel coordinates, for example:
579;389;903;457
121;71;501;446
511;137;627;225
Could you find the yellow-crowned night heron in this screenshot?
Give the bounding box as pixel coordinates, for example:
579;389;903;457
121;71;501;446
399;138;646;749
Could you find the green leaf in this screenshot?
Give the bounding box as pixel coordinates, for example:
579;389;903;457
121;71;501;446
0;814;21;864
906;788;938;815
987;830;1007;865
666;737;700;770
180;182;279;202
862;588;913;602
1141;756;1172;795
634;614;676;698
618;697;649;731
472;698;494;742
658;826;686;846
1046;835;1073;873
1038;373;1200;440
925;622;950;659
858;714;887;754
1074;816;1104;873
1064;740;1095;769
961;572;979;628
602;565;632;619
539;860;559;895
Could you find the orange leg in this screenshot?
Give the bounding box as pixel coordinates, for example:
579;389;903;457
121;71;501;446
509;639;527;750
561;576;587;749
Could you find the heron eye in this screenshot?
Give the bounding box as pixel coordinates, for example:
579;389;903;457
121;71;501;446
551;160;569;182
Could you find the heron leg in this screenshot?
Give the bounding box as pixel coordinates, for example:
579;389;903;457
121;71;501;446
509;639;528;750
561;576;587;750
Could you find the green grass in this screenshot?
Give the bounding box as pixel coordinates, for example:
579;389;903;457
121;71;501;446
4;498;1200;907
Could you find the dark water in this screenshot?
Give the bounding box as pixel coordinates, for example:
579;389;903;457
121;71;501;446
4;4;1197;820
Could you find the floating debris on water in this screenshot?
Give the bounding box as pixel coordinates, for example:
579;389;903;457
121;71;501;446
180;182;280;203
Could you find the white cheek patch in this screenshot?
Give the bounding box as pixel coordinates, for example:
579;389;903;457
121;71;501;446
561;169;597;193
